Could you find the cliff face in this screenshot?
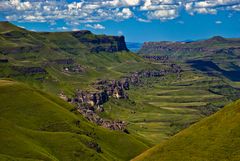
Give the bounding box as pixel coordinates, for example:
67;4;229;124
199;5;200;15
139;41;205;54
0;22;129;55
72;31;128;53
139;36;240;57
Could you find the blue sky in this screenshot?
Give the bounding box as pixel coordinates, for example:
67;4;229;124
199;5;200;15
0;0;240;42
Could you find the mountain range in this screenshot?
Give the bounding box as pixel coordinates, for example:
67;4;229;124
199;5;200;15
1;21;240;161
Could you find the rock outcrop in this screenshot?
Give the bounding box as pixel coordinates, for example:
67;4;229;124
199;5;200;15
0;45;42;55
1;30;28;39
139;41;206;55
77;108;127;131
63;65;85;73
139;36;240;57
143;55;169;63
12;66;47;75
128;64;182;85
59;63;182;131
58;78;131;132
0;59;8;63
72;31;129;53
0;22;129;56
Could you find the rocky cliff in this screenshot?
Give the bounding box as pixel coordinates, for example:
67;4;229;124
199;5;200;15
139;36;240;58
0;21;129;55
72;31;129;53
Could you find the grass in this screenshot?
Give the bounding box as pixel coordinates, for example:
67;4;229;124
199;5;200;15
100;71;233;146
1;22;240;161
0;80;148;161
132;99;240;161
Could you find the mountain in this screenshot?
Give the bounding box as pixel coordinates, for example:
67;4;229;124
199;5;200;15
0;79;147;161
139;36;240;59
0;21;128;55
0;21;148;94
139;36;240;81
1;21;240;161
132;98;240;161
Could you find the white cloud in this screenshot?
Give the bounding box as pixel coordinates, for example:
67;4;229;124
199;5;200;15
72;28;80;31
194;8;217;14
185;2;193;11
147;9;178;21
140;0;179;11
85;24;106;30
53;26;69;31
137;18;151;22
215;20;222;24
227;4;240;11
101;0;140;7
120;8;133;19
0;0;240;24
185;0;240;15
118;30;123;36
68;2;84;10
122;0;140;6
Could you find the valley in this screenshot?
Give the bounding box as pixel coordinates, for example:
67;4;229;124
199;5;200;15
1;21;240;161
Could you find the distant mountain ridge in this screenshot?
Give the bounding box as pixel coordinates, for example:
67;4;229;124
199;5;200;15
0;21;129;54
139;36;240;58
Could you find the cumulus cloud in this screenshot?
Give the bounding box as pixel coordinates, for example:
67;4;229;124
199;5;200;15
147;9;178;21
0;0;239;24
123;0;140;6
185;0;240;15
117;8;133;19
85;24;106;30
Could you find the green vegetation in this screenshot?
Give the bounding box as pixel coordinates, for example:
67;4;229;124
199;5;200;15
0;80;148;161
132;98;240;161
100;70;234;146
1;21;240;161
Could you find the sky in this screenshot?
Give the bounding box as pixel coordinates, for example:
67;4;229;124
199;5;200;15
0;0;240;42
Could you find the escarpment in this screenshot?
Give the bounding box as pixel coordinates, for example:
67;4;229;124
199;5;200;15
0;22;129;56
58;63;182;132
72;30;129;53
139;41;206;54
139;36;240;58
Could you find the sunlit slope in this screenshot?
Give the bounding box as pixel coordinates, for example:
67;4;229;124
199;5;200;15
132;99;240;161
0;80;148;161
0;21;158;94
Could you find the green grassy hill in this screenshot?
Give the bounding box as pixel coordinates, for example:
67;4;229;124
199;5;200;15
0;79;148;161
0;21;159;95
132;98;240;161
1;21;240;161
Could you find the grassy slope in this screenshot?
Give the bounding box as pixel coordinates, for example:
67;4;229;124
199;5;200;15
0;80;148;161
100;63;233;146
0;22;161;95
132;99;240;161
1;22;240;160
